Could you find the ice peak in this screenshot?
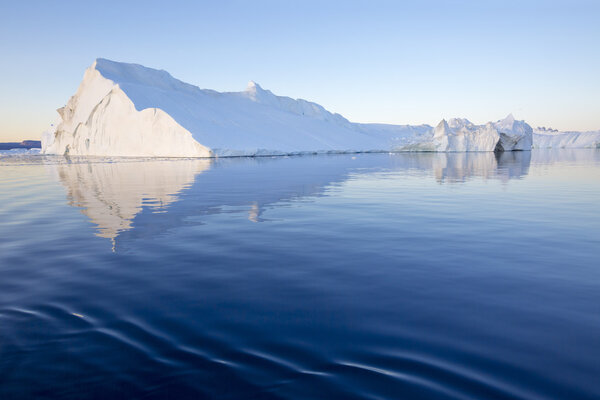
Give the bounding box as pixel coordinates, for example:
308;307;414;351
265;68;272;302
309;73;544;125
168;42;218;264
435;119;451;137
494;113;518;131
501;113;515;125
246;80;263;92
244;80;276;103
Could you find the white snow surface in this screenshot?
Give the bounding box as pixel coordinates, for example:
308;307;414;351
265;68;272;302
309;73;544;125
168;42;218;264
40;58;592;157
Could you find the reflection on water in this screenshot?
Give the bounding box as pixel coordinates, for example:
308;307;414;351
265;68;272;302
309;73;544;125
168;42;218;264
50;159;211;245
48;152;532;246
414;151;530;183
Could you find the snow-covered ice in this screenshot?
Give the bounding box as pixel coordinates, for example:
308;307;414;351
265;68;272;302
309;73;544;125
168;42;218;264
41;59;594;157
533;129;600;149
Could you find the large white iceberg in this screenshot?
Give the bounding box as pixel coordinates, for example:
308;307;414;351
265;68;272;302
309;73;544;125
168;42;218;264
44;59;387;157
41;58;569;157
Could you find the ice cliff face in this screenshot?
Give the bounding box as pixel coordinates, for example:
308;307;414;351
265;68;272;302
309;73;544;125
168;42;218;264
532;129;600;149
44;61;211;157
42;58;580;157
432;119;499;152
493;114;533;151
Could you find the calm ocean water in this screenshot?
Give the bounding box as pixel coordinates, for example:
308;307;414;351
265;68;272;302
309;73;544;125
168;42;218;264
0;150;599;399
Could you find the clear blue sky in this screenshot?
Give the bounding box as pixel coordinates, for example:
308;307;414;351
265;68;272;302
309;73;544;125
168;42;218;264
1;0;599;141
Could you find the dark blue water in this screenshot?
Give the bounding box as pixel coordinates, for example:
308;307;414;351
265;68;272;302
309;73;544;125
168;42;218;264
1;151;599;399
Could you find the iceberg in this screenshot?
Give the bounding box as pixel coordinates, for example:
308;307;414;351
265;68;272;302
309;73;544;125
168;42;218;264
0;148;41;156
394;115;532;152
533;128;600;149
43;59;384;157
432;118;500;152
42;58;584;157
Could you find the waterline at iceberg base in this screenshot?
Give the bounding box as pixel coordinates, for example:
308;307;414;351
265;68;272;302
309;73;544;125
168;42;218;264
41;59;599;157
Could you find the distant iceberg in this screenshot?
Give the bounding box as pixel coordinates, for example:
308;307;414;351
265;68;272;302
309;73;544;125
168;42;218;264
533;129;600;149
41;59;597;157
401;115;533;152
0;148;41;156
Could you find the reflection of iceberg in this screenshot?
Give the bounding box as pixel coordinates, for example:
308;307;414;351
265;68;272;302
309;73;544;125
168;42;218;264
51;159;211;244
385;152;530;183
432;151;531;183
248;202;262;223
494;151;532;182
51;153;532;250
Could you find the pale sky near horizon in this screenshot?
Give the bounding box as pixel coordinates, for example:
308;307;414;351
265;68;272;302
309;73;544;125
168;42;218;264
1;0;599;141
